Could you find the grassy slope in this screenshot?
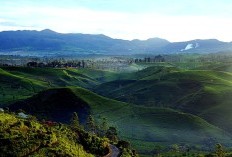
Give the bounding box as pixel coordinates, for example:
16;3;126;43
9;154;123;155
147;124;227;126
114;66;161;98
0;112;94;157
0;68;47;104
156;70;232;134
195;62;232;72
0;67;105;105
9;87;232;155
76;68;121;82
1;66;99;88
10;88;91;123
94;67;232;134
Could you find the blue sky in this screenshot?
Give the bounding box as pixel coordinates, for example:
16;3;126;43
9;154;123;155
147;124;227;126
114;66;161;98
1;0;232;41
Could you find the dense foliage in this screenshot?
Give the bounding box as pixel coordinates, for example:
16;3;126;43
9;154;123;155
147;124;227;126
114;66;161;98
0;111;107;156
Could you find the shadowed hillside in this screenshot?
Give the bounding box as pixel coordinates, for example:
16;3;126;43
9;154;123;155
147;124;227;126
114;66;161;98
10;88;90;123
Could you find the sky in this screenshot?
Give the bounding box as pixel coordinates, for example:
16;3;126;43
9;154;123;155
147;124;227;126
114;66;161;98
0;0;232;42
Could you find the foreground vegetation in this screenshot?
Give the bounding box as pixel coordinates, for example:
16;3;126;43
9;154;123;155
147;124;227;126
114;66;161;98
0;110;138;157
0;112;97;156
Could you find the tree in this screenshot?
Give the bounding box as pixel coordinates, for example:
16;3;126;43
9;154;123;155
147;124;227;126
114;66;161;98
27;61;38;67
81;60;85;68
70;112;80;129
86;115;96;133
215;143;225;157
117;140;130;149
106;127;118;143
99;117;108;136
171;144;179;153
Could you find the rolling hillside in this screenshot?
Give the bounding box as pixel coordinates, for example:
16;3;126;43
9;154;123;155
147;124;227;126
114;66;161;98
0;67;102;104
9;87;232;155
195;62;232;73
2;66;232;155
1;66;98;87
0;68;47;104
94;66;232;135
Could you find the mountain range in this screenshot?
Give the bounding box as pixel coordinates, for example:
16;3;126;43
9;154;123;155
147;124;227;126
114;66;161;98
0;29;232;56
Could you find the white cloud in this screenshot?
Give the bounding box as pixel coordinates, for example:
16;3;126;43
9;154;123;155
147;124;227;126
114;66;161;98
0;5;232;42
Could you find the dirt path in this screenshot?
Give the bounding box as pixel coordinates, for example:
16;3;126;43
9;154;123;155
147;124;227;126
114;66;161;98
104;144;120;157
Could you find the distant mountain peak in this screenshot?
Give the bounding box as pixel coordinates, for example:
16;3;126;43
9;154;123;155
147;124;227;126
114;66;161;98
146;37;169;41
132;37;170;43
40;29;57;34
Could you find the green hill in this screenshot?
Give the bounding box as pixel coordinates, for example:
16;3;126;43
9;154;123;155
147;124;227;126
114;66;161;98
0;67;104;105
9;87;232;155
10;88;91;123
0;68;47;104
75;68;121;82
94;66;232;134
195;62;232;72
1;66;98;88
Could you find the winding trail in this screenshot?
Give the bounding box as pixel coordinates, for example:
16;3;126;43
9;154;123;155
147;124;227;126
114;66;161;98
104;144;120;157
